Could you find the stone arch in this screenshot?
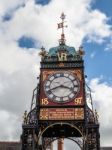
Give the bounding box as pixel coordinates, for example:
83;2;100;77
36;122;85;149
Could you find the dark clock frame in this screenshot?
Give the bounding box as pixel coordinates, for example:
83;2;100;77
39;68;84;107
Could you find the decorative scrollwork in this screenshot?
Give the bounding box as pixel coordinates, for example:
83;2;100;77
39;46;48;61
27;108;37;124
23;110;28;125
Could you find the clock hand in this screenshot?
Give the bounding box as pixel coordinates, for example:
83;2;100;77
63;83;78;87
74;85;78;87
53;81;60;83
61;85;78;91
60;85;69;88
63;81;71;84
50;85;61;91
50;85;71;91
50;84;78;91
60;85;74;90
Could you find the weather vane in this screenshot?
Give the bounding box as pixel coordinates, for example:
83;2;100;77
57;12;67;45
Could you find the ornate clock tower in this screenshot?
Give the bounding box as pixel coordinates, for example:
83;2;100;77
21;13;100;150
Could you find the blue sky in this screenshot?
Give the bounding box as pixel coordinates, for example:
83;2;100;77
92;0;112;17
84;0;112;83
0;0;112;148
84;40;112;82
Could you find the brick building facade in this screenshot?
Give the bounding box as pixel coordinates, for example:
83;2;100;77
0;142;111;150
0;142;21;150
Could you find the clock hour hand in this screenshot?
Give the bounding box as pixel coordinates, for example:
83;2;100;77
60;85;74;91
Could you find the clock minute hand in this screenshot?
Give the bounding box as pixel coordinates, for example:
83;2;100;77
50;85;61;91
50;84;76;91
50;85;70;91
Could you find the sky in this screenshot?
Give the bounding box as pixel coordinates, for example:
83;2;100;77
0;0;112;148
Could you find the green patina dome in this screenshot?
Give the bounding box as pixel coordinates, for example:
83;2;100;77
48;43;77;57
39;43;83;62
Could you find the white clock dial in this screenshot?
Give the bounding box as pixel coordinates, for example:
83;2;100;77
44;72;80;103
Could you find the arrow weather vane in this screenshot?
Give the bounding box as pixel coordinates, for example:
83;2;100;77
57;12;67;45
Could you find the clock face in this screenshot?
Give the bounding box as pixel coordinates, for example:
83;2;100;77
44;72;80;103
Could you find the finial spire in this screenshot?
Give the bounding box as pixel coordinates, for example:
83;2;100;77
57;12;67;45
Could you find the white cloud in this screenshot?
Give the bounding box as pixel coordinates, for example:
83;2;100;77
0;110;21;141
0;38;40;141
89;78;112;146
0;0;111;49
90;52;95;58
105;36;112;51
0;0;112;147
0;0;25;17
